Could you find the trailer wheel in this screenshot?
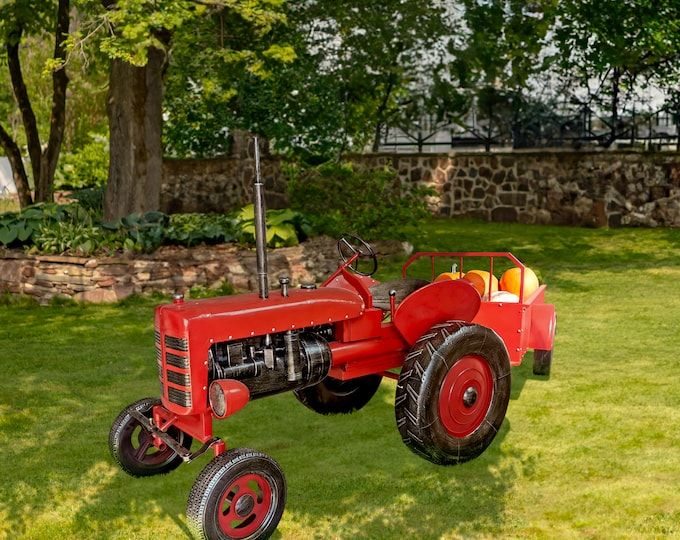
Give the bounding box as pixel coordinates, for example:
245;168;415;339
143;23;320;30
532;348;552;376
187;448;286;540
395;322;511;465
294;374;382;415
109;397;192;477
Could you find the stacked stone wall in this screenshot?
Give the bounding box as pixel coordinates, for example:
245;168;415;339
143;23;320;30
353;151;680;228
0;238;339;304
161;156;286;214
0;238;406;304
161;150;680;227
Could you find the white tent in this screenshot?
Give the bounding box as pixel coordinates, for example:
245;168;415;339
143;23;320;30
0;157;17;194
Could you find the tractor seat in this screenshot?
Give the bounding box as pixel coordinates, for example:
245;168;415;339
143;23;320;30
369;278;430;311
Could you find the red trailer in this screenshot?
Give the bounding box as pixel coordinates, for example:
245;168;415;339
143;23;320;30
109;142;556;540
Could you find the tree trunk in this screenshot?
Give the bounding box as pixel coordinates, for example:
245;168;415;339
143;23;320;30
0;123;33;207
372;122;383;152
36;0;70;203
104;47;165;221
5;0;69;206
6;33;42;190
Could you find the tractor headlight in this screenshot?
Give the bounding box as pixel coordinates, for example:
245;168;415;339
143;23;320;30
209;379;250;419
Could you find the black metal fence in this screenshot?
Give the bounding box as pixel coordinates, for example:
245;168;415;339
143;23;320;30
379;106;680;153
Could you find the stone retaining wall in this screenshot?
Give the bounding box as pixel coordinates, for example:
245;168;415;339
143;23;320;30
161;156;286;214
0;237;340;304
0;238;407;304
353;150;680;227
162;150;680;227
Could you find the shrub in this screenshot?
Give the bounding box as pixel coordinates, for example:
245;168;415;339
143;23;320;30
235;205;312;248
55;133;109;189
0;203;91;249
166;213;238;247
288;162;433;241
102;211;168;254
1;202;312;255
33;221;123;256
69;186;105;219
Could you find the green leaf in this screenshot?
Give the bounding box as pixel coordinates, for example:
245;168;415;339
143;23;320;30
16;223;32;242
267;208;298;225
0;226;17;245
142;211;167;223
237;205;255;221
101;221;120;231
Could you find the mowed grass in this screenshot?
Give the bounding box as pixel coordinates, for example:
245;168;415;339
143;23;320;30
2;218;680;539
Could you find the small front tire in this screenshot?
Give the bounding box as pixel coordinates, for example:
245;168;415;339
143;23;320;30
187;448;286;540
109;397;192;477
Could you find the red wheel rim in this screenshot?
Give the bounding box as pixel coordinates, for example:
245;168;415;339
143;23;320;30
217;472;273;538
438;355;494;437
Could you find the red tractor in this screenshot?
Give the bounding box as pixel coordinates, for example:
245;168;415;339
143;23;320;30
109;141;556;540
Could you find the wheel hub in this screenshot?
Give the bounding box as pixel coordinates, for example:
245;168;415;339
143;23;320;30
438;355;494;437
462;386;478;407
218;473;273;538
235;494;255;517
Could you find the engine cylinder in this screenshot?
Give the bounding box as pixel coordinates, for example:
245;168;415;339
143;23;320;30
209;332;331;399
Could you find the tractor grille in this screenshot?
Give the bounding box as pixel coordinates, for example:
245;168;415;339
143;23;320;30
156;331;193;409
165;335;188;352
166;370;190;387
167;387;192;407
166;352;189;369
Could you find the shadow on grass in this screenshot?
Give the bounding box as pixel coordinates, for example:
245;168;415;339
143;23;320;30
274;386;520;539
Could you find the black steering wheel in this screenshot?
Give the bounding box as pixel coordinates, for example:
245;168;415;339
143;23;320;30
337;234;378;277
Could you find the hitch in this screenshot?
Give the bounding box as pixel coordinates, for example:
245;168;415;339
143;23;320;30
129;409;223;463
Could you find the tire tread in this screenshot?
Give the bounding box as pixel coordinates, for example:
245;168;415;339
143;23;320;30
395;321;511;465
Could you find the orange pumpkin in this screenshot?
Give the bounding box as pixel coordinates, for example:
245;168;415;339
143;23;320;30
435;271;464;282
461;272;486;296
464;270;498;296
499;267;539;298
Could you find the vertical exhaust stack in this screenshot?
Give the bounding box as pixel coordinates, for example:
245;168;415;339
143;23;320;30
252;137;269;299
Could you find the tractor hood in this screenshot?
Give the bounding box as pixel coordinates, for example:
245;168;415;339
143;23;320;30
156;287;365;344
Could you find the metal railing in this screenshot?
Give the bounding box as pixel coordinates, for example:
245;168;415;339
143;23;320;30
378;106;680;153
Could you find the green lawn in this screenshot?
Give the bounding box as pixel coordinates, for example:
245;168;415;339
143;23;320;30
2;218;680;539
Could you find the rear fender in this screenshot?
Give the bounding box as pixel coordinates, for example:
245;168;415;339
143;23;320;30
393;279;481;345
527;303;556;350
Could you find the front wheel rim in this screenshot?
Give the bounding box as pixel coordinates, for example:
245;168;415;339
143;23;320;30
217;472;275;538
438;355;494;437
119;415;179;467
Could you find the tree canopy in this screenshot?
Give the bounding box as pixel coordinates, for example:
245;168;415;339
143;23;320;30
1;0;678;209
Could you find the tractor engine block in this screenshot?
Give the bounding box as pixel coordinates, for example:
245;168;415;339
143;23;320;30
208;331;331;399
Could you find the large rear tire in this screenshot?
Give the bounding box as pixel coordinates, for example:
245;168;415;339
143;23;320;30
294;375;382;415
395;322;511;465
